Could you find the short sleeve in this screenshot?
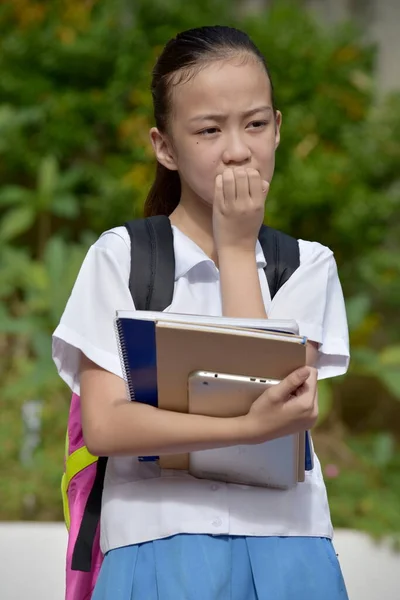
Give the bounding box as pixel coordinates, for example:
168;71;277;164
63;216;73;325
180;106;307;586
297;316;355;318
268;240;349;379
52;228;134;395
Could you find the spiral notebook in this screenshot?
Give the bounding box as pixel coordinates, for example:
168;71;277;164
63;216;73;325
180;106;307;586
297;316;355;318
115;310;311;485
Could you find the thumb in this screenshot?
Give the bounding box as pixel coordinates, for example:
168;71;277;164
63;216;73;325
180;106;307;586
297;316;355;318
269;367;311;402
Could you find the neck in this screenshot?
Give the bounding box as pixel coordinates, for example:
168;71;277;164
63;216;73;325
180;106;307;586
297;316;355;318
169;191;217;263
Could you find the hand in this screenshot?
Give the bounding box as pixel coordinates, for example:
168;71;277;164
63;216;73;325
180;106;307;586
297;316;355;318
243;367;319;445
213;168;269;253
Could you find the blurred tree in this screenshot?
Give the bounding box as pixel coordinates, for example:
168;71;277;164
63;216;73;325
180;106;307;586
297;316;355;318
0;0;399;537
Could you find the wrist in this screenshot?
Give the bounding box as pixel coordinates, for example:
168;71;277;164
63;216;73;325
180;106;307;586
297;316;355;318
233;414;258;445
217;245;256;264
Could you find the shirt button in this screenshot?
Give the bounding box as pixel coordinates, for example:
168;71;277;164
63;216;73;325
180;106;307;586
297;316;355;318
212;518;222;528
211;484;219;491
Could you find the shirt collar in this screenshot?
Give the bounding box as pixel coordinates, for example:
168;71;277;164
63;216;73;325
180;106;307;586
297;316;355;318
172;225;267;281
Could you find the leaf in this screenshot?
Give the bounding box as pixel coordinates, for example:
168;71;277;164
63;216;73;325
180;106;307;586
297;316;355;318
37;155;59;211
372;433;395;467
32;330;52;360
0;186;32;207
42;236;86;323
350;347;379;375
379;370;400;400
0;206;35;242
317;379;333;425
52;194;79;219
379;346;400;366
0;246;34;297
0;304;37;335
0;105;16;127
345;294;371;331
43;236;66;280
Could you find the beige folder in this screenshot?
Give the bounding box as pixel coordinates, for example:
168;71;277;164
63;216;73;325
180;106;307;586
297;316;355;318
154;321;307;476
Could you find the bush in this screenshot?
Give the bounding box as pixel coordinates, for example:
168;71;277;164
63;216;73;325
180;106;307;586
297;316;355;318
1;1;400;538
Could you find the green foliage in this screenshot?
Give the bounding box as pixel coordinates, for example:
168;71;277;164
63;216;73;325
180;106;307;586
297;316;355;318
1;0;400;539
325;433;400;543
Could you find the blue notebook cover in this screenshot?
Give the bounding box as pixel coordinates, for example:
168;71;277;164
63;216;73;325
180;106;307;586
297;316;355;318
116;318;159;406
116;318;160;461
115;315;313;470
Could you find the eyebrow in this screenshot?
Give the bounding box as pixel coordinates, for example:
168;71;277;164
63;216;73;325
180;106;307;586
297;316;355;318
189;106;273;123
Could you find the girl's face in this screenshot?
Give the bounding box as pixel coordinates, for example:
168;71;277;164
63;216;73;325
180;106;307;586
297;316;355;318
151;58;281;207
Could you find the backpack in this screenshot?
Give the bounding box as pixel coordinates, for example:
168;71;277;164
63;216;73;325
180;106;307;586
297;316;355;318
61;215;300;600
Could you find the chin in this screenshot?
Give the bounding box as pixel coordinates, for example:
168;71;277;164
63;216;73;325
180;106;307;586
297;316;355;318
193;189;214;208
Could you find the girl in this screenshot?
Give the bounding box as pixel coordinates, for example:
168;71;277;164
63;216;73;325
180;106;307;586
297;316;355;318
53;26;350;599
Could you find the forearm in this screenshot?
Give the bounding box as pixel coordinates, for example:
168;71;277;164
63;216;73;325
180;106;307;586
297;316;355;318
218;248;267;319
86;399;249;457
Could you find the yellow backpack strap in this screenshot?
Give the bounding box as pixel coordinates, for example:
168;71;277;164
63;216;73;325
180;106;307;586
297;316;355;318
61;438;98;530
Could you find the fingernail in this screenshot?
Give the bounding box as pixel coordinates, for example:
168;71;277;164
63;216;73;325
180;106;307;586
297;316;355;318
262;180;269;193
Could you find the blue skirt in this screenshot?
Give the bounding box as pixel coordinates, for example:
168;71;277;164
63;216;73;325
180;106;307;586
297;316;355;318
92;535;348;600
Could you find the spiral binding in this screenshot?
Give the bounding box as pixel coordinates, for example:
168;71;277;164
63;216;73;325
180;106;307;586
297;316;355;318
115;318;158;463
115;319;136;401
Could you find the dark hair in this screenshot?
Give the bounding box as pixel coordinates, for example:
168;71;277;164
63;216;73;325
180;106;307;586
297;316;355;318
144;25;276;217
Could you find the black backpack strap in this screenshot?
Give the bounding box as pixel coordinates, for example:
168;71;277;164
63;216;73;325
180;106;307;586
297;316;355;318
124;215;175;311
71;215;175;573
71;456;107;572
258;224;300;300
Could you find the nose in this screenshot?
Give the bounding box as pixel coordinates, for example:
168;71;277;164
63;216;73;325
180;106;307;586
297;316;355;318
222;132;251;165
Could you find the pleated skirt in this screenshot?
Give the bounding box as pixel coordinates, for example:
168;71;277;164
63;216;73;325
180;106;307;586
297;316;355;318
92;534;348;600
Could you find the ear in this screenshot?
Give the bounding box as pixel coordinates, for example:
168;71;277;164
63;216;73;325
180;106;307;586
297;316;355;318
274;111;282;149
149;128;178;171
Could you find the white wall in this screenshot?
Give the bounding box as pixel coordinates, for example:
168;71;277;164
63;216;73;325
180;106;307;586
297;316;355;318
0;523;399;600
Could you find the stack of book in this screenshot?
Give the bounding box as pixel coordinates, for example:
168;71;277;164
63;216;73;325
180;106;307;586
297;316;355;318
115;310;312;489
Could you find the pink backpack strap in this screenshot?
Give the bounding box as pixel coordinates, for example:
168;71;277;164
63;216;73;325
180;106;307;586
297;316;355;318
63;393;105;600
71;457;108;571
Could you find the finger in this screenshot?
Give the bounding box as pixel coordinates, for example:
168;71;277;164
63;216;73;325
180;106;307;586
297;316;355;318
222;169;236;206
268;367;311;403
247;168;263;200
262;180;270;195
214;174;225;210
234;169;250;204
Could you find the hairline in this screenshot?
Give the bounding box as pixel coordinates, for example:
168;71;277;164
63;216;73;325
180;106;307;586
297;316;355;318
162;51;274;136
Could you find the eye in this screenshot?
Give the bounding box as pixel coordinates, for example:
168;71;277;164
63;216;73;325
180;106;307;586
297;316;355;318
247;120;269;130
198;127;220;136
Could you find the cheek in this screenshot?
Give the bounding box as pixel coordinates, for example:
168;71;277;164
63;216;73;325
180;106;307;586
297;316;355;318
177;146;218;201
263;154;276;180
183;145;217;178
256;136;277;167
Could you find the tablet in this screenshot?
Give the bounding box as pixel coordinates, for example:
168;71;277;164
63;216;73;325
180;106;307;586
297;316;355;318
187;370;300;489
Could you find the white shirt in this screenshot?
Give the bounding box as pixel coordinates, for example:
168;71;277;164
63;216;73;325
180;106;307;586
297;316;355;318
52;225;349;554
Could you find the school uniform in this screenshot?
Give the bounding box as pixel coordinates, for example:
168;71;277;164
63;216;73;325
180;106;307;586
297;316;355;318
53;225;350;599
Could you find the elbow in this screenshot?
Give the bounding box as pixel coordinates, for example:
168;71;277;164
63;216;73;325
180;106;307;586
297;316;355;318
81;398;140;457
85;440;107;458
82;420;110;457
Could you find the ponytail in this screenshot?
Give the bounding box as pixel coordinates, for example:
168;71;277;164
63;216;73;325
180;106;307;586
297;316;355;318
144;163;181;217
